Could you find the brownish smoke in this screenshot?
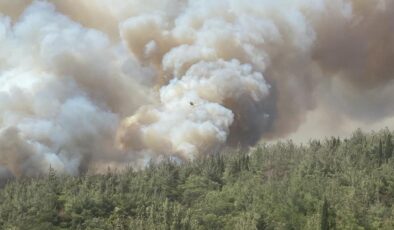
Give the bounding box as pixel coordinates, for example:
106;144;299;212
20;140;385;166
0;0;393;177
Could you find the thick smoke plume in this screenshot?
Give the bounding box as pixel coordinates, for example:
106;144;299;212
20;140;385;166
0;0;393;176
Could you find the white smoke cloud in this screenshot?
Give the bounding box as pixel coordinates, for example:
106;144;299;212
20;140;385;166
0;1;149;176
0;0;393;177
117;59;269;159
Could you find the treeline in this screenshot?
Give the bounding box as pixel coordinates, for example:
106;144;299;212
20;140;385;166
0;129;393;229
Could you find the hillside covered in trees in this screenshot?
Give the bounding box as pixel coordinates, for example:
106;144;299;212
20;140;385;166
0;129;393;229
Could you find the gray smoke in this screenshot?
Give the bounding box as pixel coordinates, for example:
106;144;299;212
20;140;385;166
0;0;393;176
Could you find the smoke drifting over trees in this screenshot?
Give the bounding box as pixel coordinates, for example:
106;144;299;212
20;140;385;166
0;0;393;176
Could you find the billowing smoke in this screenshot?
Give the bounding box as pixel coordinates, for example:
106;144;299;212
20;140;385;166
0;0;393;176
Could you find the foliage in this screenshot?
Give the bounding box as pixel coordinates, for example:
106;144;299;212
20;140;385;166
0;129;393;229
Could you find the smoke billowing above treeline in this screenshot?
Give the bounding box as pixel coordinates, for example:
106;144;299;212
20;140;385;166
0;0;393;177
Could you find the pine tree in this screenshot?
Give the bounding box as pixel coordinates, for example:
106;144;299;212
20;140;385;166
378;140;383;166
321;198;329;230
385;134;393;162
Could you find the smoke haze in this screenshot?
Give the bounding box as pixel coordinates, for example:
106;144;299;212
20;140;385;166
0;0;393;176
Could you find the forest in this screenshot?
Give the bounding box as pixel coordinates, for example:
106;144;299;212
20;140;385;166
0;129;393;230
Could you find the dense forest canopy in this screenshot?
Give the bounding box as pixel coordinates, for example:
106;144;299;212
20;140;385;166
0;128;393;229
